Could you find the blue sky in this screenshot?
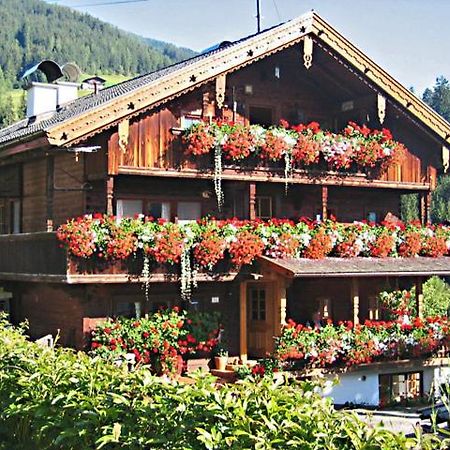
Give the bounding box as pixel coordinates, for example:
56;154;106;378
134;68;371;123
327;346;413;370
46;0;450;95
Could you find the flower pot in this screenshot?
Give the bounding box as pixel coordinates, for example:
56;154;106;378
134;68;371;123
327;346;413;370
214;355;228;371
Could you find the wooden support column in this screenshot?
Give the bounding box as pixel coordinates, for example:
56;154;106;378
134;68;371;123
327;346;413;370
274;279;287;337
425;191;432;225
420;191;432;225
239;282;248;363
415;277;424;318
420;192;426;226
249;182;256;220
106;176;114;216
351;278;360;325
321;186;328;220
46;155;54;231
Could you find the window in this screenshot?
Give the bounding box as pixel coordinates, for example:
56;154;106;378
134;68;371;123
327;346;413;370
180;113;201;129
318;297;332;319
368;296;379;320
113;301;139;318
0;199;21;234
255;196;272;220
249;106;273;127
177;201;201;224
0;202;5;234
148;201;171;220
11;199;21;234
116;199;143;219
379;372;423;406
249;287;266;321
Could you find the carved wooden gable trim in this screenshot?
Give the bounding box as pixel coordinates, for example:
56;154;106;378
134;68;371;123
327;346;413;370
45;12;450;148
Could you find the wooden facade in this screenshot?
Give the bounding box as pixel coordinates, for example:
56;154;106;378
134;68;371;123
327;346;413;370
0;12;449;358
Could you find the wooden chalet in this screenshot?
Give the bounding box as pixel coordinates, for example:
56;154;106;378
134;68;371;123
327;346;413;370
0;12;450;400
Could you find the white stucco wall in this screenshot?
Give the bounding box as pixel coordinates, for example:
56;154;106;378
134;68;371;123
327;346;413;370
322;365;450;406
424;366;450;398
323;371;379;406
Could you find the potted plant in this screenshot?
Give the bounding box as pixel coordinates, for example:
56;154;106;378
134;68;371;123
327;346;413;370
213;344;228;371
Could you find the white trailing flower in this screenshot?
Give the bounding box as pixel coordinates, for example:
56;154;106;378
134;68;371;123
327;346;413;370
284;150;293;194
141;255;151;301
180;244;194;301
213;144;224;210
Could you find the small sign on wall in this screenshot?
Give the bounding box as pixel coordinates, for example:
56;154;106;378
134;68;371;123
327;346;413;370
211;296;220;304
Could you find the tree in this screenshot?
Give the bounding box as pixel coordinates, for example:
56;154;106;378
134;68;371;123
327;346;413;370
400;193;419;222
422;76;450;122
431;175;450;223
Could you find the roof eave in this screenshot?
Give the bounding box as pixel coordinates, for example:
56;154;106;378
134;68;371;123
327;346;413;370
0;131;50;158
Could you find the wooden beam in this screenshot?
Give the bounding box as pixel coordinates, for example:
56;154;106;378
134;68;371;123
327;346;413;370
249;182;256;220
0;137;50;159
321;185;328;220
415;277;424;318
351;278;360;325
117;166;431;191
239;281;248;363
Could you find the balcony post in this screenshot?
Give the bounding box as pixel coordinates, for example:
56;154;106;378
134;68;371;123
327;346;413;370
420;191;432;225
321;186;328;220
239;281;248;363
249;182;256;220
351;278;360;325
106;176;114;216
415;276;424;318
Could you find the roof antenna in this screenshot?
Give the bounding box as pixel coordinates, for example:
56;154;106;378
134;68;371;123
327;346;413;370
256;0;261;33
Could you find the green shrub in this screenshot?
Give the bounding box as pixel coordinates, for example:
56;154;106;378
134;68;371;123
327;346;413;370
423;276;450;317
0;314;444;449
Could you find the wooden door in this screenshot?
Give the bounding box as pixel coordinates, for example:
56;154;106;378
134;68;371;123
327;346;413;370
247;283;274;358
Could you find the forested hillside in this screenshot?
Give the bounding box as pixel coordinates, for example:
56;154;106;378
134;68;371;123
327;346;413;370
0;0;196;85
0;0;196;126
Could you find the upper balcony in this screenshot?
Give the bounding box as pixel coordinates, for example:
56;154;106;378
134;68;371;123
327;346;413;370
107;116;436;192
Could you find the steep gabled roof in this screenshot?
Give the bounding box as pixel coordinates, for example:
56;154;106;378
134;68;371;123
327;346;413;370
0;11;449;150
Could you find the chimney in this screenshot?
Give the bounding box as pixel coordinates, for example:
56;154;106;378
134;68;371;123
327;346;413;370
26;81;79;118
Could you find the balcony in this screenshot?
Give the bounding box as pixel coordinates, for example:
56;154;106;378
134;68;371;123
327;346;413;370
0;232;236;284
108;119;435;191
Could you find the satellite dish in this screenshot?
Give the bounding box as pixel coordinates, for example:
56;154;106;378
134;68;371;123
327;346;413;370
62;62;81;83
21;60;63;83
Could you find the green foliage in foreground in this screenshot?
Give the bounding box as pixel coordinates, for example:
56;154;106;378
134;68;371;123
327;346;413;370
0;315;443;450
421;275;450;317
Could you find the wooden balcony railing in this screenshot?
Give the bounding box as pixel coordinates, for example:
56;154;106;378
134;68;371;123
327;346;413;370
0;232;67;280
0;232;237;284
107;117;434;189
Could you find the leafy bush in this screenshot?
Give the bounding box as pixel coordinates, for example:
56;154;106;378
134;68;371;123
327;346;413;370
0;314;442;449
423;276;450;317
